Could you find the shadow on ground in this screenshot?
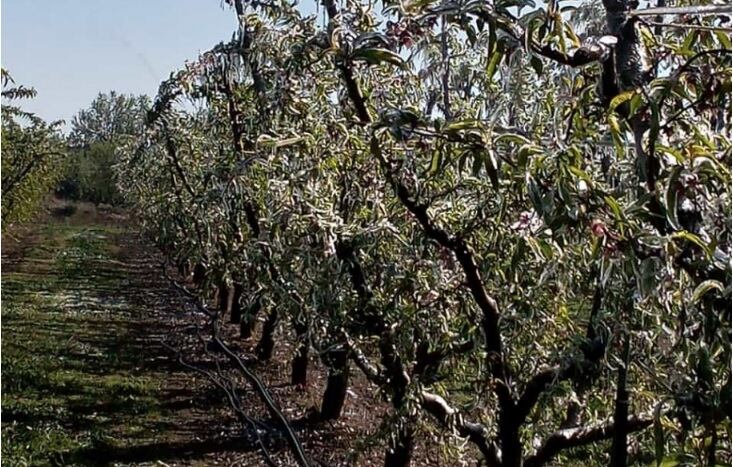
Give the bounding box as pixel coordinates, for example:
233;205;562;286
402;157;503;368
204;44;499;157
1;203;241;466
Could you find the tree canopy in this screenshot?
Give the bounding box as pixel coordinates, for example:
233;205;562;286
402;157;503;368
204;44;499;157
1;70;66;225
69;91;150;149
116;0;731;465
58;91;150;204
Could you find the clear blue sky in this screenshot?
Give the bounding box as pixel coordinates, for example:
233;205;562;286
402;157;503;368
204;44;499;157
2;1;247;127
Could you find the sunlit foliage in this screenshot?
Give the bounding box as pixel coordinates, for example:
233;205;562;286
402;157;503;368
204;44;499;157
1;70;66;225
118;0;731;465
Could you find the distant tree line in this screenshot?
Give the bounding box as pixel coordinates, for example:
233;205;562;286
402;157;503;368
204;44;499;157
1;71;150;225
57;91;150;205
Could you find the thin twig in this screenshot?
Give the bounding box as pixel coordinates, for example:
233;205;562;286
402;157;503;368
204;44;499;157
644;20;732;32
629;4;732;17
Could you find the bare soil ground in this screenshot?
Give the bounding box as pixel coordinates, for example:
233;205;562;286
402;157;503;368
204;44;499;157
1;202;455;466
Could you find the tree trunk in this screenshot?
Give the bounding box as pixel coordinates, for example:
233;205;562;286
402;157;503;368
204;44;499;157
241;295;261;339
706;422;718;466
240;315;256;339
291;344;309;386
192;262;207;286
384;423;414;467
378;332;415;466
216;282;230;319
255;307;278;360
291;319;309;386
320;348;349;420
177;260;190;278
229;283;244;324
610;336;631;467
499;419;522;467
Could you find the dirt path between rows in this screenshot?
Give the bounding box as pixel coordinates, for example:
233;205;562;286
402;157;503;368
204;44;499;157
2;203;454;466
1;205;253;466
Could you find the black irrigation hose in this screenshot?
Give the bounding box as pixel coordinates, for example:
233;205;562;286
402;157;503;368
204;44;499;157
161;340;278;467
163;268;311;467
212;334;310;467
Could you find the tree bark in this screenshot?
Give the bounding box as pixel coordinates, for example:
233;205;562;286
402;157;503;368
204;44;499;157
241;295;261;339
291;319;309;386
384;423;415;467
177;260;190;278
216;282;230;319
499;415;522;467
229;283;244;324
610;336;631;467
320;348;350;420
706;422;718;466
255;307;278;360
192;262;207;286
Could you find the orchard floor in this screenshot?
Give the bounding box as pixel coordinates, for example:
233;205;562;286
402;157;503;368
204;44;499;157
1;201;454;466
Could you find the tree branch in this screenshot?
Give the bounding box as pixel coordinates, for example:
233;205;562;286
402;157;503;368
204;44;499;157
421;392;500;467
643;21;732;32
524;413;653;467
345;334;385;385
610;335;632;467
516;282;605;424
629;4;732;17
321;0;512;451
322;0;372;124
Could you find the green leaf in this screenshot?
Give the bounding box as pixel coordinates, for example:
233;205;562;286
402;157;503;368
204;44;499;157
628;93;644;117
486;48;502;79
517;144;542;168
657;457;680;467
444;120;483;133
657;145;684;164
680;31;699;56
654;401;665;466
604;196;624;221
608;114;626;155
564;22;581;47
691;279;724;304
484;149;499;188
714;30;731;49
568;165;591;183
591;236;601;258
527;237;555;260
429;150;442;175
487;18;497;60
527;175;544;216
495;133;530;146
670;231;712;257
509;238;527;277
665;166;683;231
351;48;405;68
554;14;567;56
608;91;635;113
